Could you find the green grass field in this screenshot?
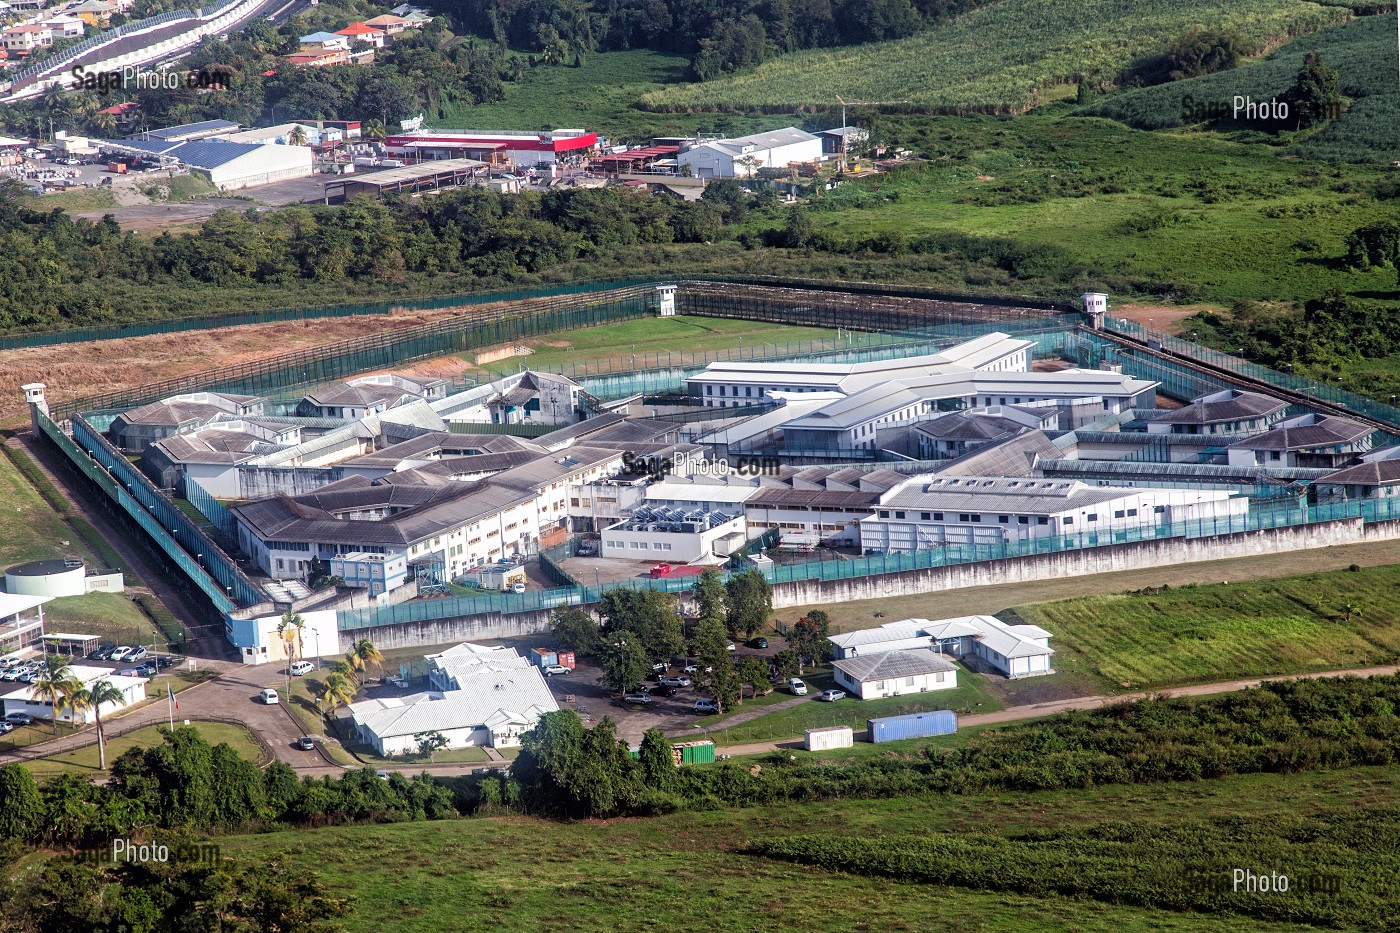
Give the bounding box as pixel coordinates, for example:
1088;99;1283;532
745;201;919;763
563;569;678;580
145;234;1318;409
642;0;1340;113
469;315;845;376
0;445;98;570
778;113;1396;305
23;720;263;777
436;50;786;144
1010;564;1400;690
215;763;1400;932
42;592;172;652
694;663;1004;745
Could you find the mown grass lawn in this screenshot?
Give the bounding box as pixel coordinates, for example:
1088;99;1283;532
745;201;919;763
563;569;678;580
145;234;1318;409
215;763;1400;933
1011;564;1400;690
43;592;172;651
696;663;1003;746
23;720;263;777
469;315;844;377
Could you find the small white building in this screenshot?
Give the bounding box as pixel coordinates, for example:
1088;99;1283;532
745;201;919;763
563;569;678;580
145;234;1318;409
349;646;557;753
0;665;146;723
829;615;1054;679
677;127;823;178
601;509;746;564
830;648;959;699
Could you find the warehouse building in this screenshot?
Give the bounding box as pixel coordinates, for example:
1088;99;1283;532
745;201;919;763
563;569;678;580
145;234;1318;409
381;128;597;167
113;138;314;190
676;127;823;178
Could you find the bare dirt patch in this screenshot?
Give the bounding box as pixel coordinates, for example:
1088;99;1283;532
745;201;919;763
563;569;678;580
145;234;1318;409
1112;302;1222;335
0;302;515;425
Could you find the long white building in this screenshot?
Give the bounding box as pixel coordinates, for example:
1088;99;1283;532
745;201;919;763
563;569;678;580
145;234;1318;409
676;127;823;178
858;475;1248;549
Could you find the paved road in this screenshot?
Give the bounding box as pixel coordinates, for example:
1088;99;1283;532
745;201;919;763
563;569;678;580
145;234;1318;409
713;663;1400;757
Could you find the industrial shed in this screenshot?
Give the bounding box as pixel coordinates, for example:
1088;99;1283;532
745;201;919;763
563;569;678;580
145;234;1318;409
111;138;314;190
327;158;488;201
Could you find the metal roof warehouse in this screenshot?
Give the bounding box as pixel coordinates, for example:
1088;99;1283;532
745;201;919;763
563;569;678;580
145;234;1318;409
327;158;488;200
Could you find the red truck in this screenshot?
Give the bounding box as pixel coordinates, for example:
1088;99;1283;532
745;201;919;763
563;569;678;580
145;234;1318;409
649;564;704;579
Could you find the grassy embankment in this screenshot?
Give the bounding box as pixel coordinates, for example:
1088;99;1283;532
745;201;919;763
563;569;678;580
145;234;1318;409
216;763;1400;932
22;721;263;778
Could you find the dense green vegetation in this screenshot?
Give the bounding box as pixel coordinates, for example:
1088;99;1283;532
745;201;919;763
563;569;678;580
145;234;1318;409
24;721;261;777
1080;14;1398;162
1010;564;1400;690
641;0;1341;112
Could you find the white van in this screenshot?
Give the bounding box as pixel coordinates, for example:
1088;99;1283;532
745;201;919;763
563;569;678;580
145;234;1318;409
258;688;279;704
788;678;808;696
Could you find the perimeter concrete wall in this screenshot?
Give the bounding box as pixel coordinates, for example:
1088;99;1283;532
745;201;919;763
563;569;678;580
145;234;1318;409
336;517;1400;653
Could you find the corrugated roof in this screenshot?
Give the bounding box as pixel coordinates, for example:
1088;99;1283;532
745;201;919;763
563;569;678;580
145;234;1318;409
1227;415;1371;451
832;647;957;682
1321;460;1400;486
1156;390;1287;425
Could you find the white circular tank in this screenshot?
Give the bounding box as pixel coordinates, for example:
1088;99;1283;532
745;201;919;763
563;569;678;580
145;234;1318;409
5;557;87;598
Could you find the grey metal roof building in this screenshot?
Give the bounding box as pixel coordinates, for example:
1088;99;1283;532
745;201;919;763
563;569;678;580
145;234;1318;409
832;647;958;683
108;392;265;452
1148;389;1288;436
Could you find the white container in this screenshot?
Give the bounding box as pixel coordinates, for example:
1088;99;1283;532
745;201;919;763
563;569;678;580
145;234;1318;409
804;725;853;752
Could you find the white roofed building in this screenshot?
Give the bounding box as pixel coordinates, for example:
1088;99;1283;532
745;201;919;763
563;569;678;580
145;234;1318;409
858;475;1248;549
830;648;959;699
677;127;823;178
829;615;1054;679
0;664;147;723
350;642;558;753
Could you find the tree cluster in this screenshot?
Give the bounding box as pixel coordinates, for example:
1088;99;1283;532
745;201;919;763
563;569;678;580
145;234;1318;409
0;726;456;852
0;183;743;333
511;712;679;817
434;0;993;81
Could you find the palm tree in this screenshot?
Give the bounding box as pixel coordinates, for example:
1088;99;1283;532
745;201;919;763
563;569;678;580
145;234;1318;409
278;611;304;695
362;119;387;142
286;125;308;146
346;639;383;681
31;656;81;735
320;672;355;722
65;679;127;770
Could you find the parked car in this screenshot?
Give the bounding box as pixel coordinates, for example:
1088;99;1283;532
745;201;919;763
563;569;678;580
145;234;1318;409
257;688;279;705
127;647;148;662
0;669;22;681
4;712;34;725
136;663;157;677
650;661;668;672
659;675;692;688
294;736;316;751
0;654;21;667
542;665;571;676
575;541;597;556
155;656;177;669
748;637;769;649
511;581;526;594
109;646;132;661
90;643;117;660
682;661;699;673
290;660;315;676
725;643;737;652
117;669;141;678
622;692;653;705
818;689;847;702
656;686;680;698
692;698;719;714
788;678;808;696
0;721;13;734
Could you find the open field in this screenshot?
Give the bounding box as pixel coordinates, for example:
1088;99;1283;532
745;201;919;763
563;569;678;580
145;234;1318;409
217;763;1400;932
0;443;98;569
780;114;1397;306
438;50;787;143
1080;14;1399;163
642;0;1341;113
41;592;170;651
464;315;846;378
694;663;1004;745
22;720;262;777
1011;563;1400;690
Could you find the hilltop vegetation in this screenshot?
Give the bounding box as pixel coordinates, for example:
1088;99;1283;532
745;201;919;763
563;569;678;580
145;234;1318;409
1080;14;1400;163
640;0;1342;113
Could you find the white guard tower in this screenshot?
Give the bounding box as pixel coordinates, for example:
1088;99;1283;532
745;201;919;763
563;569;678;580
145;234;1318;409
657;285;677;317
1082;292;1108;330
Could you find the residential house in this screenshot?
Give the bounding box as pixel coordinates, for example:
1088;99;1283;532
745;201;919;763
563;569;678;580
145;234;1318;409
299;30;351;51
830;648;959;699
362;13;410;33
1;23;51;55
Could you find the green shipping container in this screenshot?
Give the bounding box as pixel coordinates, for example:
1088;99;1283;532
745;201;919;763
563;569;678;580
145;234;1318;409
672;740;716;765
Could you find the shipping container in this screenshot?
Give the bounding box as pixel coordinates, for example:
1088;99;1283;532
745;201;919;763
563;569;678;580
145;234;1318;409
556;650;576;670
670;740;716;765
529;648;558;668
804;725;854;751
867;709;957;744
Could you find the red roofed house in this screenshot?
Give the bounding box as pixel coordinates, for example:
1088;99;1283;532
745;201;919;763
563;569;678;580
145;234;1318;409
335;21;385;47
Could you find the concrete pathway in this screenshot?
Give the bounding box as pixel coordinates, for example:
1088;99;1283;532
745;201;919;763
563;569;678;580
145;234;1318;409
711;663;1400;758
